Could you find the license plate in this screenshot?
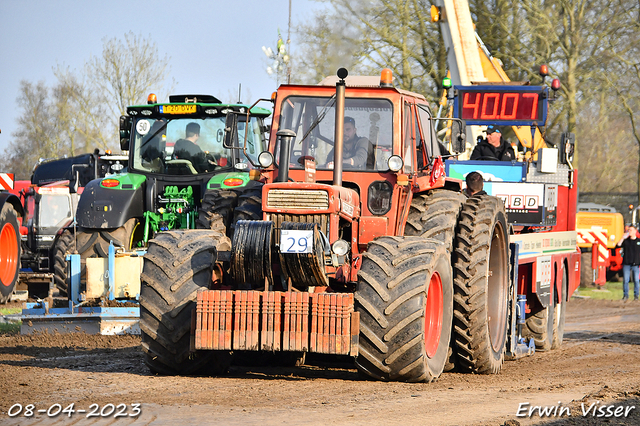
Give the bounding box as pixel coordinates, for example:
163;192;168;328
161;104;196;114
280;230;313;253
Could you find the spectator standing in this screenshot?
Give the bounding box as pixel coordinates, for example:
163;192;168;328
617;225;640;301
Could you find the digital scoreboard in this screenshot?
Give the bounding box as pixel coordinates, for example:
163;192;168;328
453;85;549;126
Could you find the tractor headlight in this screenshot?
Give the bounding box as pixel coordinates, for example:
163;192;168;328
388;155;403;172
258;151;274;168
368;181;393;215
331;239;349;256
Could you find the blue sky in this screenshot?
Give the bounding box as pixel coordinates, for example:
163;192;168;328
0;0;323;155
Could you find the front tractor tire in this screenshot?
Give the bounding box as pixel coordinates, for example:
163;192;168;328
452;195;510;374
140;229;232;375
0;203;21;303
52;229;75;296
404;189;465;371
355;237;453;382
55;218;141;294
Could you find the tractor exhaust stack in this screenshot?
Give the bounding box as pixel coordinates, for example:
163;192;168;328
333;68;348;187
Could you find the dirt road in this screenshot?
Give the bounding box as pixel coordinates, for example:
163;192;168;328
1;298;639;425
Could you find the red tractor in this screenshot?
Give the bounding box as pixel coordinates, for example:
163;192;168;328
139;69;579;381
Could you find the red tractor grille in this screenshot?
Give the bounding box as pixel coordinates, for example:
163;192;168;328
267;189;329;210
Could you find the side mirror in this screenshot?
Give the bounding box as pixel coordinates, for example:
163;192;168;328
223;112;239;148
119;115;132;151
450;119;466;153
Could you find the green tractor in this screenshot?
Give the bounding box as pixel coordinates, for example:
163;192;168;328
54;94;271;294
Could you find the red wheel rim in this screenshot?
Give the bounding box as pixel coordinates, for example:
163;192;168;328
424;271;443;358
0;222;18;286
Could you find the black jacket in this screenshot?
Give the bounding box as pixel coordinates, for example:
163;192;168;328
470;137;516;161
621;237;640;265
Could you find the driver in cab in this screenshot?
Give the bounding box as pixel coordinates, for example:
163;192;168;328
470;125;515;161
173;122;216;172
326;116;375;169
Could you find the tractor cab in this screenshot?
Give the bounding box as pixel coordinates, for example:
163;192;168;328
225;69;465;290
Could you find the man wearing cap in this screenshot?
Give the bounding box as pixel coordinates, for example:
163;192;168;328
326;116;375;169
470;125;515;161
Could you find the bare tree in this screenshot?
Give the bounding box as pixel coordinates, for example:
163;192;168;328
295;0;446;102
86;32;173;119
294;9;365;84
0;80;77;179
2;33;174;173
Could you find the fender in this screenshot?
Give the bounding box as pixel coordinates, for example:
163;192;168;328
76;178;144;229
0;192;24;218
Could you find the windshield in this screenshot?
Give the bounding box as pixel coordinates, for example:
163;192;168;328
39;194;72;228
278;96;393;171
131;116;265;174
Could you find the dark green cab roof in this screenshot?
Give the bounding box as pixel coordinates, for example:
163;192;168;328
127;98;271;118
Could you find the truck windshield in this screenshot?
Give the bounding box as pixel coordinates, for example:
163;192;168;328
39;194;72;228
131;116;265;174
278;96;393;171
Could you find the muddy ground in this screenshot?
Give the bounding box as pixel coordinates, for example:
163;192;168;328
0;298;639;426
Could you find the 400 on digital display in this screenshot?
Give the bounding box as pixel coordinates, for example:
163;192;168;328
453;85;549;126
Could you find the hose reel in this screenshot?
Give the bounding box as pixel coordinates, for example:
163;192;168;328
231;220;274;289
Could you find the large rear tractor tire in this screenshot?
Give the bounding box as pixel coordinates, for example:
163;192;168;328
453;195;510;374
355;236;453;382
52;229;75;296
405;189;465;371
0;203;21;304
140;230;233;375
405;190;466;251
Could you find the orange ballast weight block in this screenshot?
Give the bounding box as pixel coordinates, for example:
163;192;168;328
194;290;359;356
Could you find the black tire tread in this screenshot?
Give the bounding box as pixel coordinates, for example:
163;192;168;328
405;190;466;252
405;189;465;372
452;195;508;374
52;229;75;295
355;236;452;382
231;188;263;233
522;303;553;351
197;189;238;234
140;229;232;375
551;267;568;349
